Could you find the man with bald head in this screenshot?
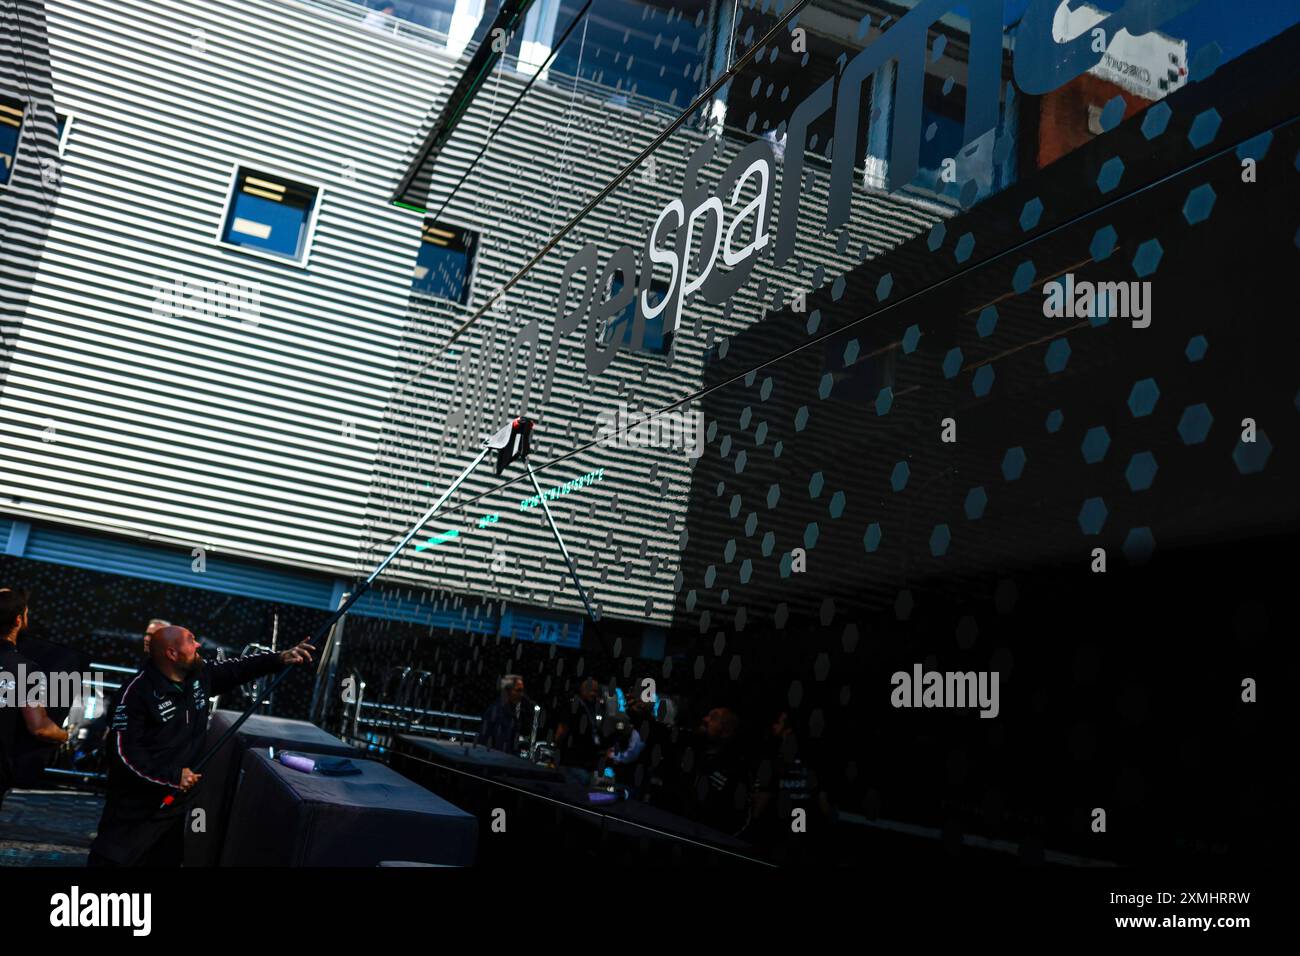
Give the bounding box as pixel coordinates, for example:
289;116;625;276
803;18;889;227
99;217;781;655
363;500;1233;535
88;624;314;866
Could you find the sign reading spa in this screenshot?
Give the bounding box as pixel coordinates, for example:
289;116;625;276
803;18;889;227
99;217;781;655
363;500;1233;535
445;0;1198;448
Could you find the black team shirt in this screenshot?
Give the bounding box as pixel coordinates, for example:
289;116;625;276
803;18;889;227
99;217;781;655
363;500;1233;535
90;651;283;864
0;640;40;794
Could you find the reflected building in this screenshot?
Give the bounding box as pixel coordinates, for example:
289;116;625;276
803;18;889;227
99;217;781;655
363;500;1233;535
674;8;1300;864
0;0;1296;862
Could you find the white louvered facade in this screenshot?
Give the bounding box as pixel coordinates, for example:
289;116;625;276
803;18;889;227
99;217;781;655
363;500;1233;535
1;0;946;625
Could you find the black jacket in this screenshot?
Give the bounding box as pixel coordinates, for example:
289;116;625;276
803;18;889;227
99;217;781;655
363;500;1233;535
559;695;605;769
0;641;40;791
92;652;282;861
478;697;532;753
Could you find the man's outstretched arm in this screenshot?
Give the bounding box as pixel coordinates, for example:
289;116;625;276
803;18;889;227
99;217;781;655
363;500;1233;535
206;640;316;697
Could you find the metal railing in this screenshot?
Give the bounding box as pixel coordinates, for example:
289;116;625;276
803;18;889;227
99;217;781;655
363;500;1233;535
339;665;481;742
89;662;138;675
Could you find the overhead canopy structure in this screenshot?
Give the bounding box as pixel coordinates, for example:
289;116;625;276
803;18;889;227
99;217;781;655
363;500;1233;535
392;0;540;212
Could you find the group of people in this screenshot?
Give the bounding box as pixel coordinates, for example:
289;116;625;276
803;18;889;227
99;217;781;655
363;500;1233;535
3;582;836;865
0;587;315;866
475;672;837;859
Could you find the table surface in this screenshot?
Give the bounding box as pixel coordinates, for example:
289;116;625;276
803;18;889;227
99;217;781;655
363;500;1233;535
497;776;757;853
397;734;563;781
211;710;358;755
395;736;752;853
249;747;476;819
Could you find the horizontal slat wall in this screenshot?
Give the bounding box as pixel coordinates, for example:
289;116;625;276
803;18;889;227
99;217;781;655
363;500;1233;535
358;43;948;624
1;0;60;411
1;0;946;627
0;0;457;575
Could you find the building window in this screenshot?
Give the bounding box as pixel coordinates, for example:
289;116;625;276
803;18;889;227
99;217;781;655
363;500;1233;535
402;0;459;36
526;0;708;108
516;0;562;78
412;220;477;305
0;95;25;188
217;166;322;265
600;276;672;356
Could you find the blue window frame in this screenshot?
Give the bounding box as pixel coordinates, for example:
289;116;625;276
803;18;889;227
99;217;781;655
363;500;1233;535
602;276;671;356
412;220;478;305
0;95;25;188
219;166;321;264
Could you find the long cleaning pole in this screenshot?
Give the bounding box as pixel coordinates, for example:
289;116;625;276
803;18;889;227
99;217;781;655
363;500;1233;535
161;447;491;807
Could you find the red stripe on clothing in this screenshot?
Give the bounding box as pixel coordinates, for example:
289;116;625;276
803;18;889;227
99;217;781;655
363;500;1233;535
114;672;177;789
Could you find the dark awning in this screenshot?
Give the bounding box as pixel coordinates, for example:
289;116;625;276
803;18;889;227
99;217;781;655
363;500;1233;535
391;0;540;211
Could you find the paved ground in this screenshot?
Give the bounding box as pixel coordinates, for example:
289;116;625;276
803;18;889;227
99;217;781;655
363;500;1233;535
0;789;103;866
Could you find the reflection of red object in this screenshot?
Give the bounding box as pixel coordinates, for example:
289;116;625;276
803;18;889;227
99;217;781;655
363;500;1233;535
1037;73;1152;169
